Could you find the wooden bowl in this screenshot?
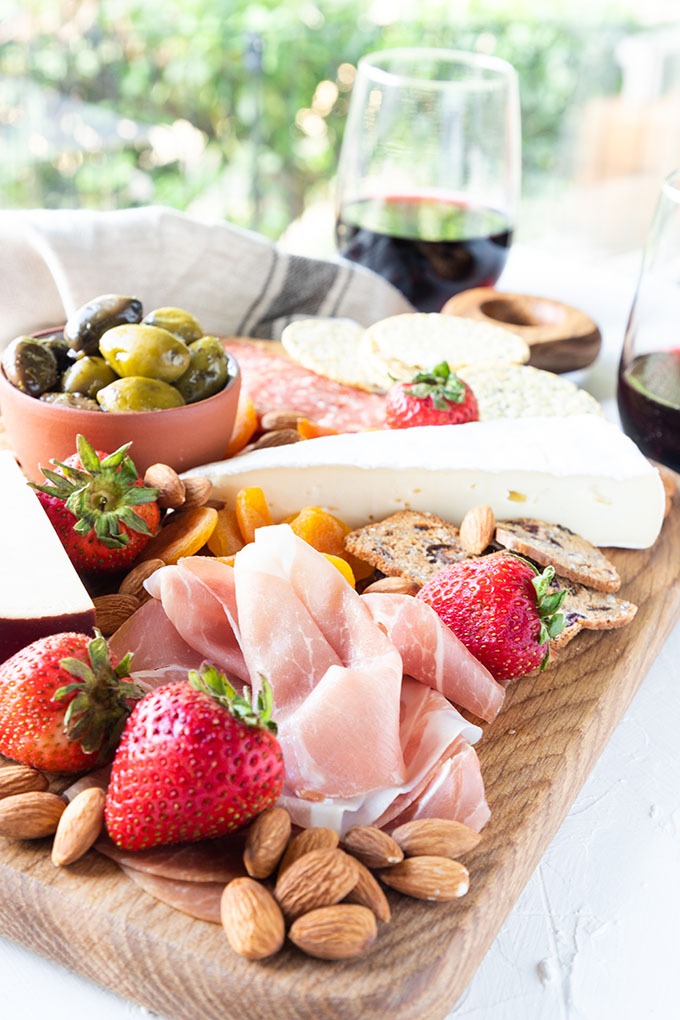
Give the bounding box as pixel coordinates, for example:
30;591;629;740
0;354;241;483
442;288;601;373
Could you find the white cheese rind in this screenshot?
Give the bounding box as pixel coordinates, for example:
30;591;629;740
187;416;666;549
0;451;95;659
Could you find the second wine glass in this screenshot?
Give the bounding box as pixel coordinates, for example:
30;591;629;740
335;48;521;312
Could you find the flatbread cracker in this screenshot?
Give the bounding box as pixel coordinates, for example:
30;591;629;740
360;312;530;386
344;509;467;586
549;579;637;650
495;518;620;593
456;362;603;419
281;317;386;392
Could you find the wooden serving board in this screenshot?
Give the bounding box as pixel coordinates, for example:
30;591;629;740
1;390;679;1019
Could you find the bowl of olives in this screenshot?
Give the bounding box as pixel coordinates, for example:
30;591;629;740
0;294;241;482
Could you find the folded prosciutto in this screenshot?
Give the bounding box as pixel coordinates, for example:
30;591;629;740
114;524;499;835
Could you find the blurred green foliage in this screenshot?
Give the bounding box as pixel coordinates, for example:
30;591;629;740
0;0;639;237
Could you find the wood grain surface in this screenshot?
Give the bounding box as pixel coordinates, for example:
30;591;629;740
1;395;678;1020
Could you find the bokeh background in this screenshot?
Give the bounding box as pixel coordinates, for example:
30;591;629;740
2;0;679;257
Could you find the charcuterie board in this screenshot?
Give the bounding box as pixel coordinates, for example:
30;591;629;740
0;346;679;1020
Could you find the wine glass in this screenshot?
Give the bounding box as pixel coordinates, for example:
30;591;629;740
335;47;521;313
617;169;680;472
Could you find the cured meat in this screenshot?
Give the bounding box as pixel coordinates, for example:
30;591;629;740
96;832;246;883
222;340;386;432
362;592;505;722
108;597;202;688
119;865;224;923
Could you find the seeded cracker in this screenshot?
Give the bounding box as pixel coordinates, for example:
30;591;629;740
280;318;386;392
344;510;468;586
359;313;530;387
456;363;603;419
495;519;621;593
549;579;637;650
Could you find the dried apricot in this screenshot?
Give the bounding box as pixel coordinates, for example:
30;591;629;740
225;392;258;457
138;506;218;564
235;486;274;544
296;418;339;440
207;507;245;558
287;506;372;580
323;554;355;587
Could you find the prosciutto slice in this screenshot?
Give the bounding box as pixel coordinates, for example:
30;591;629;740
114;525;493;835
362;592;505;723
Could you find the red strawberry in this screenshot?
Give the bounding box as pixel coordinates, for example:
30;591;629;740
0;630;142;773
104;664;284;851
417;552;566;682
385;361;479;429
32;433;160;573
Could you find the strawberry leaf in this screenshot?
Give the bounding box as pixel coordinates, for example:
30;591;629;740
188;663;278;734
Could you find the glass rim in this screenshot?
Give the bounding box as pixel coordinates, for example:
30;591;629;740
356;46;517;87
662;168;680;202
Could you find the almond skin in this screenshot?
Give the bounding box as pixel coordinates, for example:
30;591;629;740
243;806;292;879
390;818;482;859
344;858;392;923
274;847;358;920
289;904;377;960
250;428;303;450
379;855;470;901
51;786;106;866
118;557;165;601
0;791;66;839
343;825;404;869
143;463;186;510
221;877;285;960
459;503;496;555
361;576;421;596
277;826;339;877
92;593;140;636
181;475;213;510
0;764;49;800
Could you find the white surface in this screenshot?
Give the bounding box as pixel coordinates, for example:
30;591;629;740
2;245;678;1020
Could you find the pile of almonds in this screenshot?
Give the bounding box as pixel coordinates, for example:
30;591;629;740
0;767;481;963
226;805;480;961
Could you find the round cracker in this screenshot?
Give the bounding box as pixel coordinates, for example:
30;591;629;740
360;312;530;384
280;317;386;392
456;362;603;419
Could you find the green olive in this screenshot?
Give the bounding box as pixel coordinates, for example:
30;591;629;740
96;376;185;413
99;324;191;382
61;356;118;398
174;336;230;403
64;294;143;355
143;306;204;343
1;336;58;396
40;392;101;411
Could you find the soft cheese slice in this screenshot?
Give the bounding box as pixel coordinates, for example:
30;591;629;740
0;451;95;662
187;416;666;550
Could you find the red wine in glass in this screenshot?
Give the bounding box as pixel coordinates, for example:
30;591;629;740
336;194;513;313
617;349;680;472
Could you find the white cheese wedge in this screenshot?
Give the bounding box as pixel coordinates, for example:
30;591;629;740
0;451;95;662
186;416;666;550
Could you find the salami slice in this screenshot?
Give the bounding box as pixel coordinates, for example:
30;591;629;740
223;341;386;432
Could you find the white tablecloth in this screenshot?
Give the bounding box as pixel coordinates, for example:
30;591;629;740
2;244;678;1020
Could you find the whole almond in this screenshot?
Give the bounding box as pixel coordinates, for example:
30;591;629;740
277;826;339;877
51;786;106;866
221;877;285;960
181;475;213;510
391;818;482;859
459;503;496;555
289;904;377;960
259;409;305;432
118;558;166;601
243;806;292;879
274;847;358;920
379;855;469;901
361;576;421;596
93;593;140;636
251;428;304;451
143;463;186;509
0;764;49;800
344;858;391;923
343;826;403;869
0;791;66;839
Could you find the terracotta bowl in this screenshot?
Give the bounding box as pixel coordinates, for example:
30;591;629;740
0;351;241;483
